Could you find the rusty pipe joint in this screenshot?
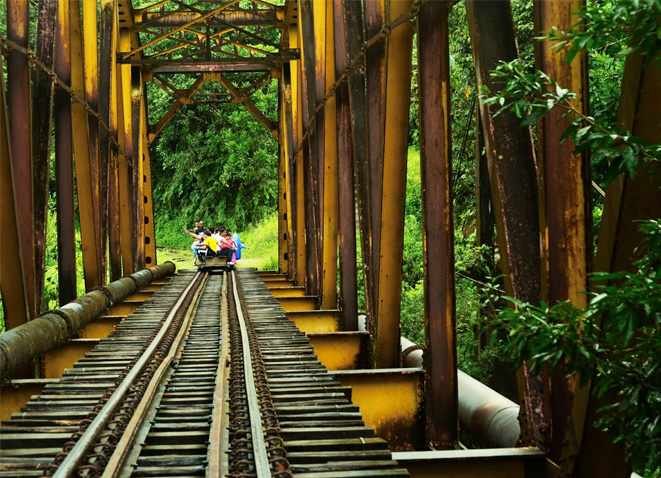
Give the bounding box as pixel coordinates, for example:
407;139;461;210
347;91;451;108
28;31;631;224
0;262;176;381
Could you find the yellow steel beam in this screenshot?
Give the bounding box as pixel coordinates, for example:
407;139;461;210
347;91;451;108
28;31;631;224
269;287;306;297
290;25;307;287
286;310;340;334
331;369;425;450
308;332;368;370
142;98;157;266
375;0;414;368
278;83;289;273
44;339;99;379
131;70;146;269
281;63;297;279
0;380;57;425
118;27;135;275
107;0;122;281
71;0;101;291
82;0;103;284
79;316;123;339
277;296;317;312
320;0;338;310
0;53;30;330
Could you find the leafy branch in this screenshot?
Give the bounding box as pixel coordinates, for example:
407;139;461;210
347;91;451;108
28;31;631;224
479;220;661;472
483;60;661;183
545;0;661;65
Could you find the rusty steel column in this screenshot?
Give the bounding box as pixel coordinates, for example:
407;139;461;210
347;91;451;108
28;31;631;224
298;0;321;297
333;0;359;331
71;0;102;292
573;56;661;478
289;25;307;287
117;25;136;275
364;0;387;326
131;70;146;270
282;63;298;280
319;0;339;310
54;0;78;305
313;0;327;251
32;0;58;315
0;53;30;331
83;0;104;284
278;98;289;274
375;0;414;368
533;0;592;463
7;0;36;321
342;0;374;332
418;0;457;448
99;0;122;281
142;110;158;267
466;0;544;447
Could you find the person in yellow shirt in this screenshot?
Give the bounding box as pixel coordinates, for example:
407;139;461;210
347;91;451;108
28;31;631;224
197;230;218;263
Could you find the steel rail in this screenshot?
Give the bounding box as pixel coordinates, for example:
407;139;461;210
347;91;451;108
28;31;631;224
100;273;210;477
52;271;204;478
231;269;272;477
207;271;231;477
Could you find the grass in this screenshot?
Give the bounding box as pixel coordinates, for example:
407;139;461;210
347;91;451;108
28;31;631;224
155;213;280;273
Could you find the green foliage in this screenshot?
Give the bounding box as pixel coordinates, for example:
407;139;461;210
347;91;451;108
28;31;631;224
485;60;661;183
238;212;279;270
547;0;661;66
481;220;661;472
150;78;279;244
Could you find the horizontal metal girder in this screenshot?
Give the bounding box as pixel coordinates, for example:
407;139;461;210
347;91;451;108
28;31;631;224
122;59;287;73
134;10;282;28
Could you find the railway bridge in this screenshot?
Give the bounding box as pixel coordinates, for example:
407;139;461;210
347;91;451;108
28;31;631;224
1;0;660;477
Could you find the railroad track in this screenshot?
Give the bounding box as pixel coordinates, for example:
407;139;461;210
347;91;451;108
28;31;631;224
0;268;407;477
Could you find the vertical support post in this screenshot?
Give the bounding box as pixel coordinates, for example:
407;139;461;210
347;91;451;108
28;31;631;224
364;0;387;327
278;94;289;274
118;27;135;275
82;0;104;283
375;0;414;368
32;0;58;315
321;0;338;310
281;63;298;279
290;26;307;287
0;53;30;330
7;0;36;320
466;0;544;447
418;0;457;448
333;0;358;330
298;0;321;297
533;0;592;462
71;0;101;291
131;70;146;270
54;0;78;305
343;0;372;331
100;0;122;281
142;95;157;267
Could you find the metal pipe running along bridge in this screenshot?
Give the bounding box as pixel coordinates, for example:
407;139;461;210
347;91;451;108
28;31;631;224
0;0;659;477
